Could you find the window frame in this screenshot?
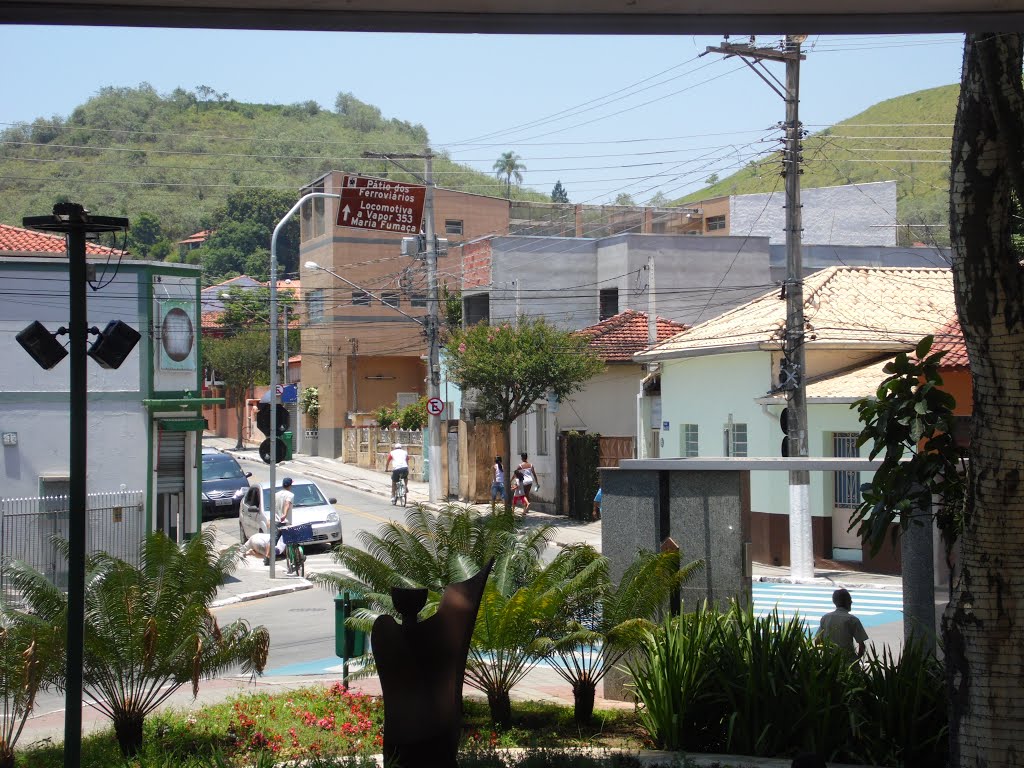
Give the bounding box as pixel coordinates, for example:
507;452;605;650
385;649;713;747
351;290;371;307
682;423;699;457
536;404;549;455
832;432;862;508
306;288;324;324
706;214;726;232
445;219;464;236
724;422;747;457
599;288;619;321
380;291;400;309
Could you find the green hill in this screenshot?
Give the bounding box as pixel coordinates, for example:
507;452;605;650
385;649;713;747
679;83;959;245
0;84;545;241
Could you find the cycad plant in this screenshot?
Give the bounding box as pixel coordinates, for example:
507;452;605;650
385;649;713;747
542;548;703;724
3;530;270;757
465;544;595;727
311;503;553;635
0;611;64;768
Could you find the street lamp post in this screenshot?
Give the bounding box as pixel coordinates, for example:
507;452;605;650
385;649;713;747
268;192;339;578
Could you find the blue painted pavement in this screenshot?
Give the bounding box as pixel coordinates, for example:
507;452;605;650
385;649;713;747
753;582;903;631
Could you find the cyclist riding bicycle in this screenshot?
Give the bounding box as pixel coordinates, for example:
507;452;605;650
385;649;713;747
386;442;409;504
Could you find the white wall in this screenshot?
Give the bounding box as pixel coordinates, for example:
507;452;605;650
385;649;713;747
1;402;148;499
559;364;644;438
730;181;897;247
0;266;142;392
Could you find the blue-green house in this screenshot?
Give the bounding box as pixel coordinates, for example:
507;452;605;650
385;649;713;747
0;224;222;558
635;266;955;570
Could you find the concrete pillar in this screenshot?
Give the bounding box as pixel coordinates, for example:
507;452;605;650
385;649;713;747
901;507;936;650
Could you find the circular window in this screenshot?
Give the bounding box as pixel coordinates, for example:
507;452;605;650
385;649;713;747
161;307;194;362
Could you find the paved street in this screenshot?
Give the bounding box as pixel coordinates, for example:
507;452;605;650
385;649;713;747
753;582;904;631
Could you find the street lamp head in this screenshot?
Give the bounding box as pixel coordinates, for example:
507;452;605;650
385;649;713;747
304;261;321;271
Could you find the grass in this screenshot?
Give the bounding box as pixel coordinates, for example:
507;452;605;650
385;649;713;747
14;685;651;768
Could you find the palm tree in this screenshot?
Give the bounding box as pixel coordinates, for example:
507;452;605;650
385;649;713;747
4;530;270;757
540;547;703;723
493;151;526;199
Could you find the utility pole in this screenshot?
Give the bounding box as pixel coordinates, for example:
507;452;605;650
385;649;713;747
362;149;442;503
704;35;812;580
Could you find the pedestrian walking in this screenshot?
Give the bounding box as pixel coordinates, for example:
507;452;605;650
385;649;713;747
517;452;537;513
816;588;868;660
592;486;602;521
491;456;506;509
511;469;527;512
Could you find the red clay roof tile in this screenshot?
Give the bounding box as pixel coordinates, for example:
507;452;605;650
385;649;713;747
575;309;688;361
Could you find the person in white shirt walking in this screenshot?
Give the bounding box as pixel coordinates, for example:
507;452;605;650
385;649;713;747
386;442;409;503
816;588;868;661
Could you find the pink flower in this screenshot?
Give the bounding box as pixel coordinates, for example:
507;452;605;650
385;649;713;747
458;343;467;353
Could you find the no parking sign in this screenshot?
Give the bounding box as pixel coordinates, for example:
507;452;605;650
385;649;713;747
427;397;445;416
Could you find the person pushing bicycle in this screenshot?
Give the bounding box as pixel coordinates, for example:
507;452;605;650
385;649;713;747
386;442;409;503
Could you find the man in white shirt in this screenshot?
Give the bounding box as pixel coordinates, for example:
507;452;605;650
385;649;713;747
386;443;409;503
275;476;295;526
816;588;869;660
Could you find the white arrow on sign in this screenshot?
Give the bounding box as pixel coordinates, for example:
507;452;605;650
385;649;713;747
341;205;351;222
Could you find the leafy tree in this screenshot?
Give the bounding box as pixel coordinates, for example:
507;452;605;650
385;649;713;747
851;336;965;571
705;173;720;186
444;319;604;507
541;547;702;723
0;611;63;768
613;193;636;207
216;286;298;338
3;531;269;757
945;32;1024;765
147;238;174;261
213;189;302;275
493;151;526;199
440;281;462;328
647;191;669;207
550;180;570;203
203;331;271;449
126;212;164;258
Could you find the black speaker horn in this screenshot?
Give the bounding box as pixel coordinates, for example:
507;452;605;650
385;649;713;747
88;320;141;370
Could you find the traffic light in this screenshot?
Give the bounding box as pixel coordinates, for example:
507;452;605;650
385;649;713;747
255;402;290;437
780;407;790;457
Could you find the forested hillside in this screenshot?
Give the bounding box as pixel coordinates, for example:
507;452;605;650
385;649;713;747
680;83;958;245
0;84;545;281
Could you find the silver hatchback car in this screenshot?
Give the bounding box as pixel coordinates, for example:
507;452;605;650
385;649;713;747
238;478;342;548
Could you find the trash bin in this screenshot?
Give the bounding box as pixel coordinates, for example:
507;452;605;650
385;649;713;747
334;592;368;660
281;430;294;460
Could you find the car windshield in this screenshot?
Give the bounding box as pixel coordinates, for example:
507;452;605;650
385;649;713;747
202;455;246;481
262;483;328;509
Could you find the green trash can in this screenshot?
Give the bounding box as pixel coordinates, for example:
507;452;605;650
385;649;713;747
334;592;368;660
281;430;294;460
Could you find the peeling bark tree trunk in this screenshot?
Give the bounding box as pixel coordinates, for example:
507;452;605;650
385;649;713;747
948;32;1024;767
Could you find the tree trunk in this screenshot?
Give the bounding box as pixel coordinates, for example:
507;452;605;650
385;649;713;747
113;710;146;757
573;679;596;724
503;426;514;512
487;689;512;729
233;385;245;450
948;32;1024;767
0;742;14;768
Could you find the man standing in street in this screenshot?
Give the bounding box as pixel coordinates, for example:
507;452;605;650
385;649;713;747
816;588;868;660
386;442;409;504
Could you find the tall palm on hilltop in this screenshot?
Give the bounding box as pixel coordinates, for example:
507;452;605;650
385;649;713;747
493;151;526;199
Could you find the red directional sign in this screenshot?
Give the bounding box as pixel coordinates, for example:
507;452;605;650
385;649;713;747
336;175;427;234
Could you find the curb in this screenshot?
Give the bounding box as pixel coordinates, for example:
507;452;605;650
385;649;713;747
211;580;314;608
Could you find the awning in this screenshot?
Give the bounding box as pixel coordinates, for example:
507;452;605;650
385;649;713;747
143;396;225;411
158;417;208;432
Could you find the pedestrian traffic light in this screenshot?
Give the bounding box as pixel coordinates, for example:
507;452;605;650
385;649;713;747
780;407;790;457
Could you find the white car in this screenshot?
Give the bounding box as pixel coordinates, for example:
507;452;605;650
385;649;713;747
238;478;343;549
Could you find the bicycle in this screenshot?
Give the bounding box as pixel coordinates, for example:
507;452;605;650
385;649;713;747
393;475;408;507
278;522;312;577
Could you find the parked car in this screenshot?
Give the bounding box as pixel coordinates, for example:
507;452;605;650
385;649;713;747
238;478;342;549
201;447;252;519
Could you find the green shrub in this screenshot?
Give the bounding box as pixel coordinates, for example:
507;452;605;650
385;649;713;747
851;639;949;766
625;600;948;765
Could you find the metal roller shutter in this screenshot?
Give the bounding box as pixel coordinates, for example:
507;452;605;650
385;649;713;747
156;430;186;494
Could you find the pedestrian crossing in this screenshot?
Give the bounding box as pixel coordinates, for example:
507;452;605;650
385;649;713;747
753;582;903;631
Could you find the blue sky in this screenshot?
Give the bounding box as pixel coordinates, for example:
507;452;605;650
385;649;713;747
0;28;965;202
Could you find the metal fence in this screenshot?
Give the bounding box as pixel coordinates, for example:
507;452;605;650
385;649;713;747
0;490;146;606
